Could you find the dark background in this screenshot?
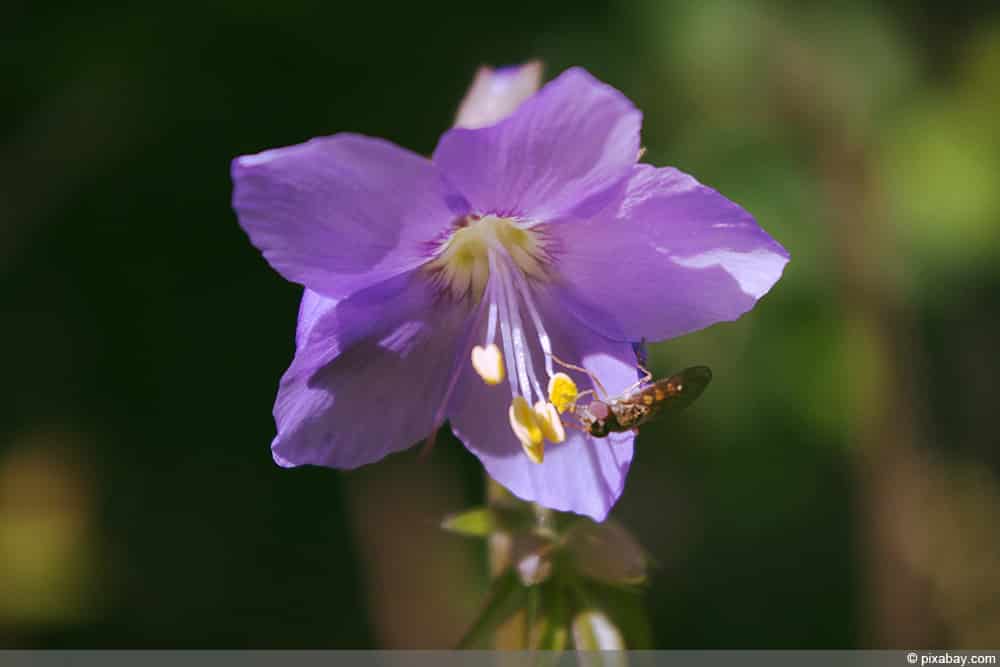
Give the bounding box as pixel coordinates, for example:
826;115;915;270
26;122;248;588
3;0;1000;648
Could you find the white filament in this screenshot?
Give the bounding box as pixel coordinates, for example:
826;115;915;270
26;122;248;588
481;237;557;407
488;250;520;397
508;257;554;379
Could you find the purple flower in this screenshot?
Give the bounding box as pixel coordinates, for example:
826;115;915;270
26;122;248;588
231;64;788;521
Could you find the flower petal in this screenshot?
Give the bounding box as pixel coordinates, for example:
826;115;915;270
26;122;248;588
454;61;543;129
295;288;338;351
433;67;641;222
448;293;636;521
272;273;473;469
233;134;456;299
550;165;789;342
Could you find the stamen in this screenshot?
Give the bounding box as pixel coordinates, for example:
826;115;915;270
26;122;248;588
490;251;545;401
489;250;520;397
547;373;579;414
534;400;566;444
509;396;544;463
434;214;606;458
484;287;499;347
496;253;538;401
471;344;504;385
508;260;554;378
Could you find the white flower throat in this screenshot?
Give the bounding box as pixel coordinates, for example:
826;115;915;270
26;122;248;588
426;215;582;463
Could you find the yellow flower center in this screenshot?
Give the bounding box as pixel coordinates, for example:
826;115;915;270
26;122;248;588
426;215;547;301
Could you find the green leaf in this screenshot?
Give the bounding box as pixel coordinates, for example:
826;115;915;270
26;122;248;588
535;583;570;651
441;507;496;537
456;568;526;649
442;504;542;538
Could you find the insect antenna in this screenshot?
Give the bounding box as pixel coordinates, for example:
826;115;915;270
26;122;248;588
571;388;596;410
551;354;608;399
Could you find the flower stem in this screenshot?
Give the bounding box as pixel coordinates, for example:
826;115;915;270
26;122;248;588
486;476;527;648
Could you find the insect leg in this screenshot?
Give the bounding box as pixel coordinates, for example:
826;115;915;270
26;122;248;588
557;407;592;434
561;416;590;434
614;364;655;399
552;354;608;399
637;363;653;385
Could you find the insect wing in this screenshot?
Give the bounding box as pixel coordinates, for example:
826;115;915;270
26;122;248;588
640;365;713;418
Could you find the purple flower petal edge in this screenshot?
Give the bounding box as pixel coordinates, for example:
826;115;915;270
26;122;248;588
434;67;641;222
233;133;457;300
550;164;789;342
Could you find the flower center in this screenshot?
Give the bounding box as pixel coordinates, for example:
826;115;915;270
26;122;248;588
426;215;547;301
424;215;596;463
427;215;584;462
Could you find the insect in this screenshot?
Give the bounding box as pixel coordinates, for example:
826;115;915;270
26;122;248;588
553;357;712;438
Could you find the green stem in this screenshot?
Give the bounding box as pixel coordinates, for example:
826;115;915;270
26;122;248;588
486;477;524;648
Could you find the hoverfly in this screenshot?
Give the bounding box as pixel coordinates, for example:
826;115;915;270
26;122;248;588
554;357;712;438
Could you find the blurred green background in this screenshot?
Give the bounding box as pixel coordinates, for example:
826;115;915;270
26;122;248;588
3;0;1000;649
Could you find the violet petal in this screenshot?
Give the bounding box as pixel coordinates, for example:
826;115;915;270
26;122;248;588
233;133;457;300
448;292;635;521
295;289;338;351
272;273;472;469
550;164;789;342
434;67;641;222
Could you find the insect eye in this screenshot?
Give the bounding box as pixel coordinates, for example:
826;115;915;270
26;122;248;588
588;400;610;420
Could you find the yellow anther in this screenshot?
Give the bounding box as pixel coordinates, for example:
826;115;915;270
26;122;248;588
471;344;505;385
509;396;544;463
547;372;579;413
534;400;566;444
